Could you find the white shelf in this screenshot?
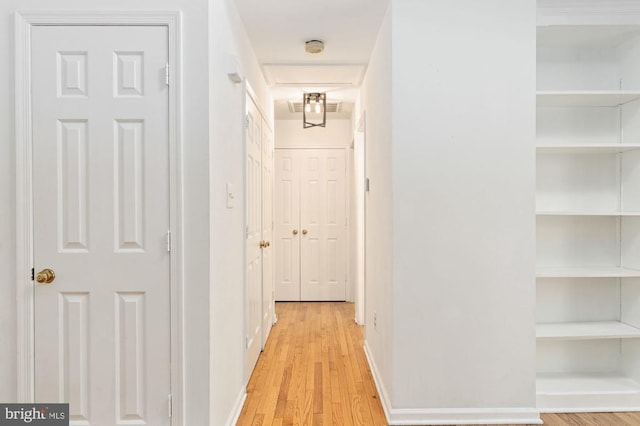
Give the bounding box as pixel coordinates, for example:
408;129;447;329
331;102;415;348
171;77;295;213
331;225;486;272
537;91;640;107
537;144;640;154
537;321;640;340
536;266;640;278
537;211;640;216
537;372;640;413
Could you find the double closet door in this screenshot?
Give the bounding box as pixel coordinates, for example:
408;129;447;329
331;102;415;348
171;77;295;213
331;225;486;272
275;149;347;301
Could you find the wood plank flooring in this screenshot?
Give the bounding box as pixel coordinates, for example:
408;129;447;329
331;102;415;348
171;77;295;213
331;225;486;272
237;302;386;425
236;302;640;426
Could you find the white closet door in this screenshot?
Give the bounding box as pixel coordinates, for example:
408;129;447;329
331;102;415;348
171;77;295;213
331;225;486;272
274;150;301;301
245;96;262;378
274;149;347;301
300;149;346;301
32;25;171;425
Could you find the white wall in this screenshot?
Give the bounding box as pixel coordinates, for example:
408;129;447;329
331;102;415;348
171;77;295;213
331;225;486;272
0;1;210;424
208;0;271;423
360;0;539;423
275;119;352;149
360;2;394;408
389;0;537;421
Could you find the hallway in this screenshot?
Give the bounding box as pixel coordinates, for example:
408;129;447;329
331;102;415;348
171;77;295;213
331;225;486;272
238;302;387;425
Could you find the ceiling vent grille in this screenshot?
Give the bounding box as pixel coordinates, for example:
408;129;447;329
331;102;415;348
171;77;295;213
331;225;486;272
288;100;342;113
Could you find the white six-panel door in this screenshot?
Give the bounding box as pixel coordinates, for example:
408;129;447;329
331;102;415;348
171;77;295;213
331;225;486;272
275;149;347;301
245;95;275;381
32;26;171;425
245;97;263;378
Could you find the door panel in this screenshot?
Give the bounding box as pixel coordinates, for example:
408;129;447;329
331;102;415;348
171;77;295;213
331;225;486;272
274;149;347;302
32;26;170;425
245;97;262;378
300;150;346;301
274;151;301;301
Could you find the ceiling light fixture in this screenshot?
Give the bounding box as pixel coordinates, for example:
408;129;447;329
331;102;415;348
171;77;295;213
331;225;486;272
303;93;326;128
304;40;325;55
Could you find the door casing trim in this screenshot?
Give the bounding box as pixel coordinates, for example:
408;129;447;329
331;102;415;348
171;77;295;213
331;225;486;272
15;11;184;425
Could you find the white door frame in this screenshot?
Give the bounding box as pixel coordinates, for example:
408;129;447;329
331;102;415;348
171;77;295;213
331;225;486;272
355;111;366;325
14;11;184;425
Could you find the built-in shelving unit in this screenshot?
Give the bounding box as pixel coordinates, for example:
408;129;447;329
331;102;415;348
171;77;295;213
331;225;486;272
536;25;640;413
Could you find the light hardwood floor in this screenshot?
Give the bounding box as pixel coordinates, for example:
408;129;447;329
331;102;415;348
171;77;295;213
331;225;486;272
237;302;640;426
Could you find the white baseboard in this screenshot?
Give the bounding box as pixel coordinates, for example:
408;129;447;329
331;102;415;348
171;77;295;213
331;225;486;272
225;388;247;426
363;341;393;421
385;407;542;425
362;341;542;425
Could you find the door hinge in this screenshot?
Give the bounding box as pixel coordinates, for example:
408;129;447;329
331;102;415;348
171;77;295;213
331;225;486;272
166;230;172;252
165;63;170;86
246;226;249;239
168;394;172;418
31;268;34;281
245;115;250;129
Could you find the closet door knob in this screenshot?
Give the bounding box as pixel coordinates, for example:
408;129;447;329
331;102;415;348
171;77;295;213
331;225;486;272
36;268;56;284
292;229;298;235
302;229;308;235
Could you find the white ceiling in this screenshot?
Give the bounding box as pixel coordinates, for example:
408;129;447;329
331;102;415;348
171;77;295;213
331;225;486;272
234;0;389;118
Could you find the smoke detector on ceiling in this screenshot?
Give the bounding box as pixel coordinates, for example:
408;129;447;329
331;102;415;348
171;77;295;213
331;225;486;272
305;40;325;55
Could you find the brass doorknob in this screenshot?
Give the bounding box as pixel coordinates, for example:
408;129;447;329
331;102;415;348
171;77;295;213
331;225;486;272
302;229;308;235
265;241;270;247
36;268;55;284
292;229;298;235
260;241;266;248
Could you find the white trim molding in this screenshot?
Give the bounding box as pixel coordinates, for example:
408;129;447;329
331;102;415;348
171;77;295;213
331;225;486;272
363;342;542;425
14;11;34;404
385;407;543;425
363;342;392;421
225;389;247;426
14;11;184;426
